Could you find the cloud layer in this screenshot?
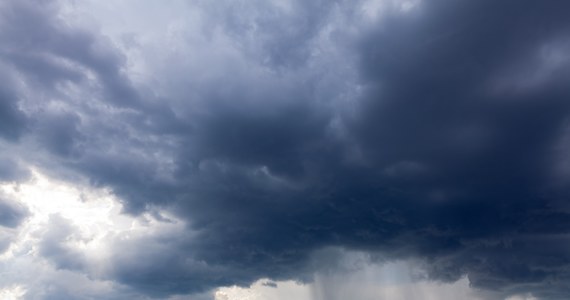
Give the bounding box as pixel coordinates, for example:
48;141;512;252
1;0;570;299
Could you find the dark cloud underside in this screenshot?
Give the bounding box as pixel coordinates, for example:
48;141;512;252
2;0;570;299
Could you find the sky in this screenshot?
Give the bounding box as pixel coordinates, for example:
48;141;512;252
1;0;570;299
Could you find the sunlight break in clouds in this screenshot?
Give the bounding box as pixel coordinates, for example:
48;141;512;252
0;170;186;299
0;285;26;300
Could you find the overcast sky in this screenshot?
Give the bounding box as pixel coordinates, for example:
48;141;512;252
1;0;570;299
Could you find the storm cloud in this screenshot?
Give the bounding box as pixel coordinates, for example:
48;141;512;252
1;0;570;299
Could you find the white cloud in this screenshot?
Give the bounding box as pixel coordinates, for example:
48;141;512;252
0;285;26;300
0;169;187;299
214;253;488;300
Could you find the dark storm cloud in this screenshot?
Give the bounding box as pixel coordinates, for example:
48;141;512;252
4;0;570;299
111;1;570;297
345;2;570;298
0;0;141;108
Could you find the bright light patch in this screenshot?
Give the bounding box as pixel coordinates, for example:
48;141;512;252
0;170;131;261
361;0;421;20
214;257;485;300
0;169;186;296
506;295;539;300
215;279;312;300
0;285;26;300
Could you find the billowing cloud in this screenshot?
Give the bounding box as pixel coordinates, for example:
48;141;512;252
1;0;570;299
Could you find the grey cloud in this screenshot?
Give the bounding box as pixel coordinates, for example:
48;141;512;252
0;0;140;109
198;0;347;68
0;155;30;182
39;215;86;271
3;0;570;299
0;97;26;141
69;0;570;297
34;110;83;157
0;70;27;141
0;195;29;229
261;281;278;288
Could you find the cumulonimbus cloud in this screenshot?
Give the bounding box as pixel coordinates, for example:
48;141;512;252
1;0;570;299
